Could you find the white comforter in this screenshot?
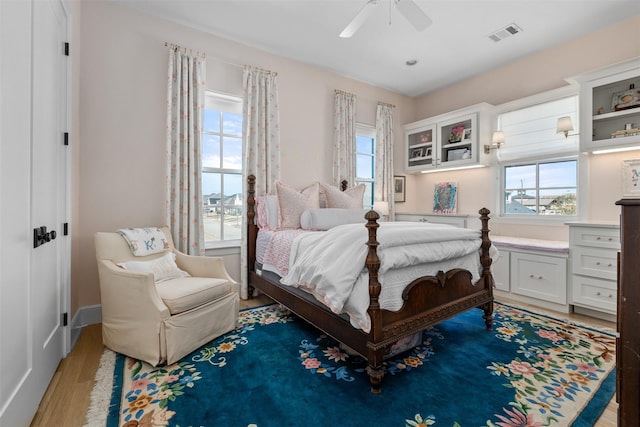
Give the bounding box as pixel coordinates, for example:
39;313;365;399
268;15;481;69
281;221;486;332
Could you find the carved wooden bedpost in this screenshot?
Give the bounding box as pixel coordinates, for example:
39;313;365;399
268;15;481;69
247;175;257;299
479;208;494;330
364;210;384;394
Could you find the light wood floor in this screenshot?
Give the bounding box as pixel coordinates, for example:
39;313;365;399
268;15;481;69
29;296;618;426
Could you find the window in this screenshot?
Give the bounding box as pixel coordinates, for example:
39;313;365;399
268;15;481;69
498;94;579;217
202;92;243;244
355;125;376;208
503;159;577;215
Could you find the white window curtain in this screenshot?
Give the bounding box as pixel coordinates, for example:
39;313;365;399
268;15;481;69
333;90;357;186
497;96;579;163
375;102;395;220
240;66;281;299
165;46;206;255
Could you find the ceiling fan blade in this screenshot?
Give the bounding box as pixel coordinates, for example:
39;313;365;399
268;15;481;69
339;0;378;38
395;0;432;31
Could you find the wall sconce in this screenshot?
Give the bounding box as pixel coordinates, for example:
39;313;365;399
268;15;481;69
556;116;578;138
373;200;389;221
484;131;505;154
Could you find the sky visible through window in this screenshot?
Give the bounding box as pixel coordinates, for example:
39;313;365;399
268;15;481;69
202;110;243;197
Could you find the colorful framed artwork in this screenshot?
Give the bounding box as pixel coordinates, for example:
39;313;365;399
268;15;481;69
622;159;640;197
394;176;406;203
433;182;457;213
449;125;465;143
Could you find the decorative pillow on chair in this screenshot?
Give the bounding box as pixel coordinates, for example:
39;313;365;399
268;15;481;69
117;227;169;256
322;183;366;209
275;181;320;229
117;252;190;283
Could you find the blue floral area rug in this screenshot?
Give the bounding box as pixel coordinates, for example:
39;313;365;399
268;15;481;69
97;302;615;427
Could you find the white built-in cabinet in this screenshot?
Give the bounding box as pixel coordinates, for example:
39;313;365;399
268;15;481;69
570;57;640;153
403;103;493;173
491;237;570;313
567;222;619;319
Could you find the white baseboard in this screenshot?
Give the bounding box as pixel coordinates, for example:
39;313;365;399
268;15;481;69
70;304;102;349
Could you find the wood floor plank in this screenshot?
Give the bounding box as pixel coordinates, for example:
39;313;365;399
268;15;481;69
29;296;617;426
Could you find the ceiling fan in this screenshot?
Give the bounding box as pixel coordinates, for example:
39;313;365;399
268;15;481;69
339;0;432;38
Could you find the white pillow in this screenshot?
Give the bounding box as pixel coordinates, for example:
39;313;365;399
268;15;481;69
300;208;368;230
117;227;169;256
275;181;320;229
322;184;366;209
117;252;190;283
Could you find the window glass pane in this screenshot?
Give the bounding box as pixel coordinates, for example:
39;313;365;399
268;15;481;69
504;164;536;189
203;110;220;133
223;173;243;202
356;154;374;179
356;135;374;154
222;206;243;240
222;112;243;136
504;189;537;214
540;189;576;215
539;160;576;188
202;172;221;204
223;137;242;169
202;134;220;168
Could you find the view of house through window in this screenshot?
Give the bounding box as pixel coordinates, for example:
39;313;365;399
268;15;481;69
355;125;375;208
202;92;243;244
504;159;577;215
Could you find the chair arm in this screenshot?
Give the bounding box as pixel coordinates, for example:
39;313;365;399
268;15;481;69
173;250;236;284
97;259;170;321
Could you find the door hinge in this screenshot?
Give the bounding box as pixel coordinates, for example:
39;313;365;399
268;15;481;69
64;42;69;56
62;312;68;327
63;222;68;236
63;132;69;146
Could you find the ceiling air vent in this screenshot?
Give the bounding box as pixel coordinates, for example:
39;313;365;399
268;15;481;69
488;23;523;42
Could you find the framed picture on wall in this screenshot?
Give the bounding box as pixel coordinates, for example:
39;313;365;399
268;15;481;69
394;176;406;203
622;159;640;197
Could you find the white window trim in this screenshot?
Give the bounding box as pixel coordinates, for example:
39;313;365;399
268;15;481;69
203;91;243;248
490;85;583;224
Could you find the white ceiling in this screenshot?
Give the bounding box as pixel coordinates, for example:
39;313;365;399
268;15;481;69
115;0;640;98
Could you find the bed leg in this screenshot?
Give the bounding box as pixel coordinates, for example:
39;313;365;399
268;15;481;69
248;284;255;299
366;365;384;394
482;302;494;330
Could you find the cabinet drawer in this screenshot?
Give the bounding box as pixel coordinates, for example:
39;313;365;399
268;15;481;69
511;252;567;304
571;275;617;313
572;246;618;280
570;227;620;249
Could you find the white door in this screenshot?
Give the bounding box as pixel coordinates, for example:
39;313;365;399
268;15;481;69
0;0;70;425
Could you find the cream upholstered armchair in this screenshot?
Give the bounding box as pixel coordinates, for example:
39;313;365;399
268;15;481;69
94;226;239;366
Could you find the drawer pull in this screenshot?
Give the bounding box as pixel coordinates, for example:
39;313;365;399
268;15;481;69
529;274;543;280
596;292;614;299
596;237;600;240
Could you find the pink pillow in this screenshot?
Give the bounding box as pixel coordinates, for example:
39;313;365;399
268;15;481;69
275;182;320;229
322;184;365;209
255;196;269;229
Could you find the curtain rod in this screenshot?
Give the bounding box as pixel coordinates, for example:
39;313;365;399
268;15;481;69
335;89;396;108
164;42;278;75
164;42;205;58
244;65;278;76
